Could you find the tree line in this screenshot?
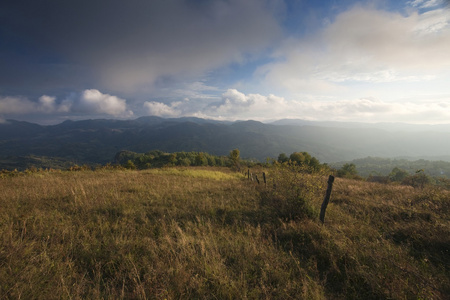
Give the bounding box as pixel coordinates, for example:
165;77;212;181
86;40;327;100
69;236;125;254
114;149;330;173
113;149;450;189
114;150;242;169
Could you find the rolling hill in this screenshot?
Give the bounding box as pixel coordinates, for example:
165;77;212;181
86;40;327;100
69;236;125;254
1;117;450;170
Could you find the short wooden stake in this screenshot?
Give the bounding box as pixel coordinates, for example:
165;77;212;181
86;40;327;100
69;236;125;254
320;175;335;224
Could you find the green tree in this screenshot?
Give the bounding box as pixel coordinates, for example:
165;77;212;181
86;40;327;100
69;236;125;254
195;153;208;166
215;156;225;167
207;154;217;166
229;149;241;171
179;158;191;166
289;152;306;165
389;167;409;182
337;163;358;178
402;169;432;189
309;157;321;171
124;160;136;170
288;151;322;172
278;153;289;164
168;153;177;165
289;152;314;166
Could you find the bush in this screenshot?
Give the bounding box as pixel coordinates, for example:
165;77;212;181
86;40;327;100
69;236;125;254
259;164;325;221
124;160;136;170
402;171;432;189
337;163;363;180
389;167;409;182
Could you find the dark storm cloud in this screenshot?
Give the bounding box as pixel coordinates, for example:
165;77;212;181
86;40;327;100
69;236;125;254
0;0;281;96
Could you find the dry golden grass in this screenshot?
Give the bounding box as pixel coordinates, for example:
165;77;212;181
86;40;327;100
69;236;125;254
0;166;448;299
321;178;449;299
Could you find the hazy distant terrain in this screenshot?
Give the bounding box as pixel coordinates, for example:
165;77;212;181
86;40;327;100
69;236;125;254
271;119;450;132
1;117;450;170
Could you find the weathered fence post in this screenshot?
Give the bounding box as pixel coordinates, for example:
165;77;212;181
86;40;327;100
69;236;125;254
320;175;335;224
263;172;266;187
255;175;260;184
248;169;250;180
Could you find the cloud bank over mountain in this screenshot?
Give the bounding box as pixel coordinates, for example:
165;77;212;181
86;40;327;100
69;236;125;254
1;0;449;124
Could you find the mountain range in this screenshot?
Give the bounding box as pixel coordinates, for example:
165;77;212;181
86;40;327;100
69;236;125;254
1;116;450;170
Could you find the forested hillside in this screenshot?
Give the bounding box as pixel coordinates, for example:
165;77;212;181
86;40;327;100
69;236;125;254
1;117;450;170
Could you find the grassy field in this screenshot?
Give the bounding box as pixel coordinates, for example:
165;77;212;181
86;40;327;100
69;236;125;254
0;166;448;299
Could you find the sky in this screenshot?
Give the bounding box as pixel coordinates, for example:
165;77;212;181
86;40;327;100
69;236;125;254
1;0;449;125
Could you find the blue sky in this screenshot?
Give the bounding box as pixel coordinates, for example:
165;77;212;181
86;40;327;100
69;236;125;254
0;0;449;124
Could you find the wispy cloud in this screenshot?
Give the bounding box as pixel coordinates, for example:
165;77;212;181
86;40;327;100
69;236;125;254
0;95;66;114
408;0;443;9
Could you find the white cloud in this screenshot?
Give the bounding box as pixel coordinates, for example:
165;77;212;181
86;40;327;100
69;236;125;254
38;95;57;113
258;5;450;97
58;99;72;113
141;89;288;120
77;89;133;117
155;89;450;124
143;101;181;118
206;89;287;118
3;86;448;125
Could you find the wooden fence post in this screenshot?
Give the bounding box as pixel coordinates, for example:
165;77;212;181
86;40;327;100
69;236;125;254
248;169;250;180
263;172;266;187
320;175;335;224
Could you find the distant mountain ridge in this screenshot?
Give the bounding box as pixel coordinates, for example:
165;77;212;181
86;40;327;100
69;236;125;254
1;117;450;169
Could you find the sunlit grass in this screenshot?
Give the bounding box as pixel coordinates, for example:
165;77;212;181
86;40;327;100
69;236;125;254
0;167;448;299
144;167;244;181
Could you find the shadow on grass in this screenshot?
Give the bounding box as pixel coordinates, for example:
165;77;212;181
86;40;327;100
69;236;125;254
201;191;389;299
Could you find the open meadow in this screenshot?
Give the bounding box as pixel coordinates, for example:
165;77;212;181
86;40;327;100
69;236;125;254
0;167;449;299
